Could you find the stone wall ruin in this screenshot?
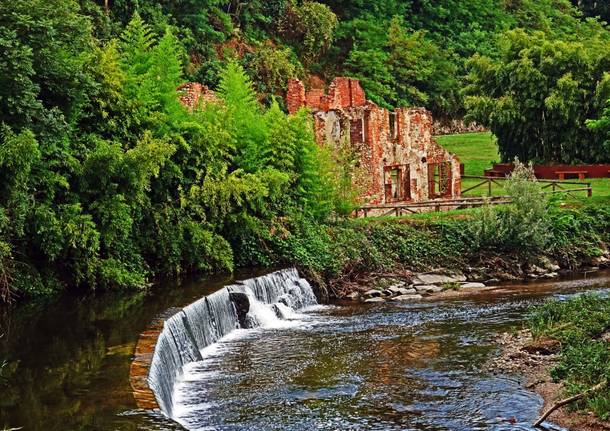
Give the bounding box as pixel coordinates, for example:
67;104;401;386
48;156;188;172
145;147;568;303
287;77;461;205
177;82;218;110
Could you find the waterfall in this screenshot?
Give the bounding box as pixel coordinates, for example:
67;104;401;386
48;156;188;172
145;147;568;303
147;268;318;418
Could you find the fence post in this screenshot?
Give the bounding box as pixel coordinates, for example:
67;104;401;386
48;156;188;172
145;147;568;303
488;179;492;197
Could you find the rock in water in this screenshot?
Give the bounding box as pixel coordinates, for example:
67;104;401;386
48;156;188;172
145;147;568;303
347;292;360;301
413;273;466;285
398;287;417;295
393;294;423;302
229;290;250;328
415;285;443;294
460;282;486;289
364;297;385;303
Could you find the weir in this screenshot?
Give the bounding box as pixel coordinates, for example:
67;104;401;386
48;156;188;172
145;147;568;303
137;268;318;418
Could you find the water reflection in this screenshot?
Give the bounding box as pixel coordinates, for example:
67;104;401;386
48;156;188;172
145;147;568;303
1;271;609;430
0;271;244;430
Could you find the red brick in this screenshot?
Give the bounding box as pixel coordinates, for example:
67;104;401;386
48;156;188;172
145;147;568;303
306;88;325;111
286;77;462;206
287;79;306;114
177;82;218;111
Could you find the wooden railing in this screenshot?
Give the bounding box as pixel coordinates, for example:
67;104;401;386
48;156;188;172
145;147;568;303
461;175;593;199
354;196;511;218
354;176;593;218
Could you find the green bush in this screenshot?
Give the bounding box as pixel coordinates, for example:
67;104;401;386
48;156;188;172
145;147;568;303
247;43;302;95
469;161;550;260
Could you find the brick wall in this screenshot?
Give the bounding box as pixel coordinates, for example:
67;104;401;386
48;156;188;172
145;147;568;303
287;79;306;114
286;76;462;205
177;82;218;110
287;77;368;114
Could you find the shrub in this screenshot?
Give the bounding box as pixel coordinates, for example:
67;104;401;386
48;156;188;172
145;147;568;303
279;1;338;66
248;43;302;95
469;160;550;260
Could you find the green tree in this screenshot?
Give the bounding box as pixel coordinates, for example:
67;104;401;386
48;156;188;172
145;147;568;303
247;43;302;96
0;127;40;300
280;1;338;67
344;16;458;115
0;0;95;129
110;0;230;85
386;17;459;115
587;73;610;154
218;60;269;172
464;29;610;163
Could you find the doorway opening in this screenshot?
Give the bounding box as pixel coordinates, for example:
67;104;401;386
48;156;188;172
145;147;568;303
384;165;411;202
428;162;452;199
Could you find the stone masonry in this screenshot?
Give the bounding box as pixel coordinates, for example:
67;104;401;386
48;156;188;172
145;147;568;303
287;77;461;205
177;82;218;111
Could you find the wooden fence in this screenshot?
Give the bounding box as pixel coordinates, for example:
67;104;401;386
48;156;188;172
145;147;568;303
354;176;593;218
461;175;593;198
353;196;511;218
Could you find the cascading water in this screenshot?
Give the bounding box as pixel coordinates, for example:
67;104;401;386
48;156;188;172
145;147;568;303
147;268;318;419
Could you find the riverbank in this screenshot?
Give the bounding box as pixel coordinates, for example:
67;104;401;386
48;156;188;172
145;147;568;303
489;292;610;430
290;203;610;302
330;255;610;304
490;330;610;431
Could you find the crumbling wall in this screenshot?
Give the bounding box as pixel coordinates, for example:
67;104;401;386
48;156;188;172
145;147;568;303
287;79;306;114
287;77;366;113
287;77;462;205
177;82;218;111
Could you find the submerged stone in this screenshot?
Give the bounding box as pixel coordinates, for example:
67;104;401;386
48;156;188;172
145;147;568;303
364;297;386;303
228;290;250;328
460;282;486;289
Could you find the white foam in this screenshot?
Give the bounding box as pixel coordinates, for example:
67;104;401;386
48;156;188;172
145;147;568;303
157;269;320;423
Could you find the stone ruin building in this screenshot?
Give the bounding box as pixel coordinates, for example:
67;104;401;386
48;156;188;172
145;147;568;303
286;77;461;205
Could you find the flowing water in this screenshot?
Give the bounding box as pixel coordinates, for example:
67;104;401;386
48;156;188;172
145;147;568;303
1;270;610;431
147;269;318;417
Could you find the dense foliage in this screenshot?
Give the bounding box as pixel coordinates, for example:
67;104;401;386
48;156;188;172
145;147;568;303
465;28;610;163
0;7;348;302
89;0;610;163
1;0;610;302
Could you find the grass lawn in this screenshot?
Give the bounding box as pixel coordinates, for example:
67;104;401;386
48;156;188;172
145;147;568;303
436;132;500;176
435;131;610;204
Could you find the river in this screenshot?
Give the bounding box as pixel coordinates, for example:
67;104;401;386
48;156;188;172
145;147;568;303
1;271;609;430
